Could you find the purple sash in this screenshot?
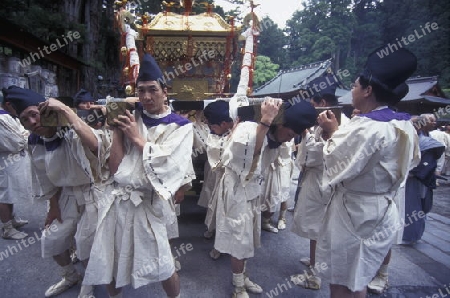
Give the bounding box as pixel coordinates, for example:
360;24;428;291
359;108;411;122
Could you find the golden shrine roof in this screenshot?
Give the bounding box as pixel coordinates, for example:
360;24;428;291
138;12;240;36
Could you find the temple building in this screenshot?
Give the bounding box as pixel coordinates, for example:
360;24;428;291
252;59;348;101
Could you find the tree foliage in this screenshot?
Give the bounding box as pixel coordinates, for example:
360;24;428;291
253;55;279;88
1;0;448;93
283;0;450;88
257;16;288;68
285;0;355;73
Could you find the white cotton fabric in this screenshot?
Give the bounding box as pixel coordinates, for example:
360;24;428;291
197;161;215;208
291;126;327;240
40;189;80;258
84;110;193;289
316;111;420;292
260;140;293;212
192;121;209;158
204;132;231;232
165;159;195;240
194;121;213;208
291;115;350;240
214;122;263;260
0;112;32;204
28;129;98;259
430;129;449;172
392;184;406;244
76;128;113;260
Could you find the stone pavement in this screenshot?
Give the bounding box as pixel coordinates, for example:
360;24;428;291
0;175;449;298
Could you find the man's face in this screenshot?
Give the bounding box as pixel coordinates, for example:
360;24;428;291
310;98;326;108
77;101;95;110
19;106;53;136
351;77;368;110
207;121;233;136
136;81;167;114
273;124;296;143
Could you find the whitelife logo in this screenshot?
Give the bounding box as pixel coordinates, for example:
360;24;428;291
19;31;81;68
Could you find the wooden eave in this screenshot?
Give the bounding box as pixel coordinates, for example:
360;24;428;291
0;19;86;71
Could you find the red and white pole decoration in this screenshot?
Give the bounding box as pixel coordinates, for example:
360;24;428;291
229;1;260;121
125;24;140;85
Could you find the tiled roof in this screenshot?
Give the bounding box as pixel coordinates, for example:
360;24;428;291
252;59;333;96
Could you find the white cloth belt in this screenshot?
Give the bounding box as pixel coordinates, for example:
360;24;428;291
334;183;394;200
111;187;143;207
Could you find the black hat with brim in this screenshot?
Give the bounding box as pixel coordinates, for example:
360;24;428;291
361;47;417;94
283;100;316;135
2;86;46;116
73;89;94;106
204;100;232;125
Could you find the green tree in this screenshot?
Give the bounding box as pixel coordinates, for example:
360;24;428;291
345;0;384;85
285;0;355;71
257;16;287;67
253;55;279;88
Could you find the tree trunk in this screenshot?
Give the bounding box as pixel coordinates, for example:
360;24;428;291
61;0;83;58
82;0;102;91
334;46;340;71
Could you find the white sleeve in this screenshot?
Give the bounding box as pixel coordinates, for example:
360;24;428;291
222;121;259;185
142;123;194;200
0;116;27;152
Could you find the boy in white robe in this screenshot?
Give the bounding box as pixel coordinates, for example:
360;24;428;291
202;100;235;259
315;48;420;297
260;100;319;234
83;54;192;298
0;94;31;240
73;88;113;297
212;98;316;298
291;76;349;289
4;86;100;298
261;96;326;236
260;134;297;233
193;111;215;212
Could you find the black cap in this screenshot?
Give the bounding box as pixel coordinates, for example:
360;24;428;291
204;100;232;125
391;83;409;103
73;89;94;107
136;53;164;84
283;100;316;134
2;86;46;116
361;47;417;93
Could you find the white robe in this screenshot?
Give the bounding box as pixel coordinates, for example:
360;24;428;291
316;110;420;291
292;115;350;240
291;126;327;240
214;122;263;260
260;140;293;212
204;131;231;232
165;159;195;240
0;112;32;204
79;128;113;259
192;121;209;157
197;161;216;209
28;129;98;260
194;121;213;208
430;130;449;172
84;109;193;289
